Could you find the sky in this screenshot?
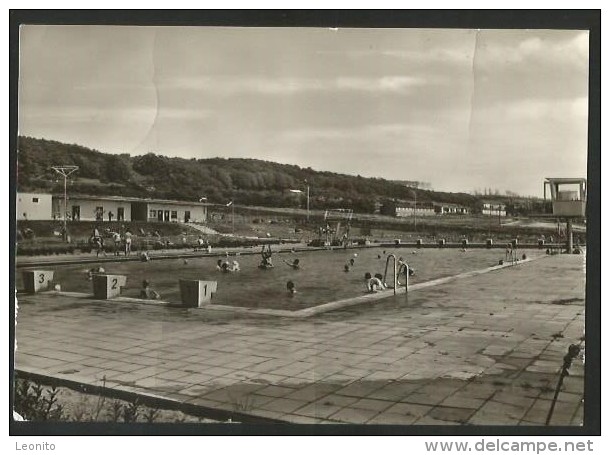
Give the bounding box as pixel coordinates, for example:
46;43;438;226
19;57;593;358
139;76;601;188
18;26;589;197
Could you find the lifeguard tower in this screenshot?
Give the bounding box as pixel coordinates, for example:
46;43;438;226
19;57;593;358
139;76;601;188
544;178;586;253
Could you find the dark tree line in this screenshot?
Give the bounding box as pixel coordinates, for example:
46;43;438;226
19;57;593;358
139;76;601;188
16;136;480;213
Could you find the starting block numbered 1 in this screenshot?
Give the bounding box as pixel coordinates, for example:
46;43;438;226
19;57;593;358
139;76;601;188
22;270;54;293
179;279;218;307
92;274;127;299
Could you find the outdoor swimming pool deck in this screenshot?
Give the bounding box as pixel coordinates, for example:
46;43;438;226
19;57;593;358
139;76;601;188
14;252;585;425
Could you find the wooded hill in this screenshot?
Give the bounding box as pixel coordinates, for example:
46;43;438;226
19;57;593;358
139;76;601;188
17;136;483;213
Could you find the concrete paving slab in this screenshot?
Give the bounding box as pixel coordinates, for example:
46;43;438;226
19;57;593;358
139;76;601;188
14;254;585;425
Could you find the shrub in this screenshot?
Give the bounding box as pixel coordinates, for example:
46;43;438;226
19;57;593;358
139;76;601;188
13;379;65;421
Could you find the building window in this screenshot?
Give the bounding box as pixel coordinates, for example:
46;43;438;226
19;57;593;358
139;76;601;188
149;210;157;218
171;211;178;219
32;197;39;203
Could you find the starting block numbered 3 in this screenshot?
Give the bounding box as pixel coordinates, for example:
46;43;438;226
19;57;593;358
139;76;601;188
179;280;218;307
92;274;127;299
22;270;54;293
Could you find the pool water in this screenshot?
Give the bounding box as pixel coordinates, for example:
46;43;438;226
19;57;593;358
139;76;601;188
18;247;537;310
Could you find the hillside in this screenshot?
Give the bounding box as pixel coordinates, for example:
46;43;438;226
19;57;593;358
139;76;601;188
17;136;482;213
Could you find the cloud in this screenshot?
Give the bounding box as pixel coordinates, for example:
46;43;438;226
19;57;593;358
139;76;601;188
19;105;212;124
279;122;439;142
487;97;589;122
476;31;589;68
336;76;424;92
166;75;426;95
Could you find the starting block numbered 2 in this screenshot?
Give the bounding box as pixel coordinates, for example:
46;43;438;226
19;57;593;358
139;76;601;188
92;274;127;299
22;270;54;293
179;279;218;307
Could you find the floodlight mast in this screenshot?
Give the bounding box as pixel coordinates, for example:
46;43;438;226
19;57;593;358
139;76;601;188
51;165;79;242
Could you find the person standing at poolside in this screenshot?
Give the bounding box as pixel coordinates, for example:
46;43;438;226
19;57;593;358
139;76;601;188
124;229;133;256
112;231;122;256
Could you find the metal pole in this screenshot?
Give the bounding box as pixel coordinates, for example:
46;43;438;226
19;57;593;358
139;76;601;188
567;218;573;253
63;175;67;241
232;202;235;234
306;184;310;221
414;190;417;231
51;165;78;243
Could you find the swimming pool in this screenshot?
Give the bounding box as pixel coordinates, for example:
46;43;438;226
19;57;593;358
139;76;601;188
17;247;541;311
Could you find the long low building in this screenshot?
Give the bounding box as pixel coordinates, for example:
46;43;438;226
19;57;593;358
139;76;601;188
17;192;209;223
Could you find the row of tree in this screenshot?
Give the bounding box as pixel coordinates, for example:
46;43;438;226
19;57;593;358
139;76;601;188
17;136;483;213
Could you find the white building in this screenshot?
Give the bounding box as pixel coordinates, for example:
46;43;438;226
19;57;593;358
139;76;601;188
434;203;470;215
16;192;53;220
395;203;436;217
482;202;507;217
22;194;211;223
59;195;209;223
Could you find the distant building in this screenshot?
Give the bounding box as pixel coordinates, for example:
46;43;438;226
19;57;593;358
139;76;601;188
385;201;469;217
16;192;53;220
395;202;436;217
482;201;507;217
434;203;470;215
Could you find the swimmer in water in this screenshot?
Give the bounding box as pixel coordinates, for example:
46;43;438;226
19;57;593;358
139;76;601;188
140;252;150;262
86;266;105;280
282;258;300;269
259;245;274;268
286;280;297;295
367;276;385;292
139;280;160;300
349;258;355;266
231;260;240;271
344;264;350;272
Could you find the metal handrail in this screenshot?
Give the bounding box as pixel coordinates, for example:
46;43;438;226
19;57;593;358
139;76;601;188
383;254;398;295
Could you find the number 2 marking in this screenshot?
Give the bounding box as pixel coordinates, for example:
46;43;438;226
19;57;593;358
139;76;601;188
111;278;118;290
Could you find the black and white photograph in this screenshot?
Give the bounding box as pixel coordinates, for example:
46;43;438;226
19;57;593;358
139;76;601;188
9;10;599;437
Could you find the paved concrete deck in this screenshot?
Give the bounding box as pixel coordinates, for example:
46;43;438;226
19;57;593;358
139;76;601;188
14;254;585;425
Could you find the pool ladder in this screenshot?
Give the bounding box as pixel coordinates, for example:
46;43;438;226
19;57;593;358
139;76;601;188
383;254;409;296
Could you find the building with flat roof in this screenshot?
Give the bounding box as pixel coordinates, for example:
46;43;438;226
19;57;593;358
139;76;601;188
481;201;507;217
15;192;209;223
52;195;209;223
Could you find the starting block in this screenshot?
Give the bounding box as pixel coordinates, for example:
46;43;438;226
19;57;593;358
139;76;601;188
438;238;446;247
22;270;54;293
416;239;423;247
486;239;494;248
92;274;127;299
179;279;218;307
461;239;468;247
